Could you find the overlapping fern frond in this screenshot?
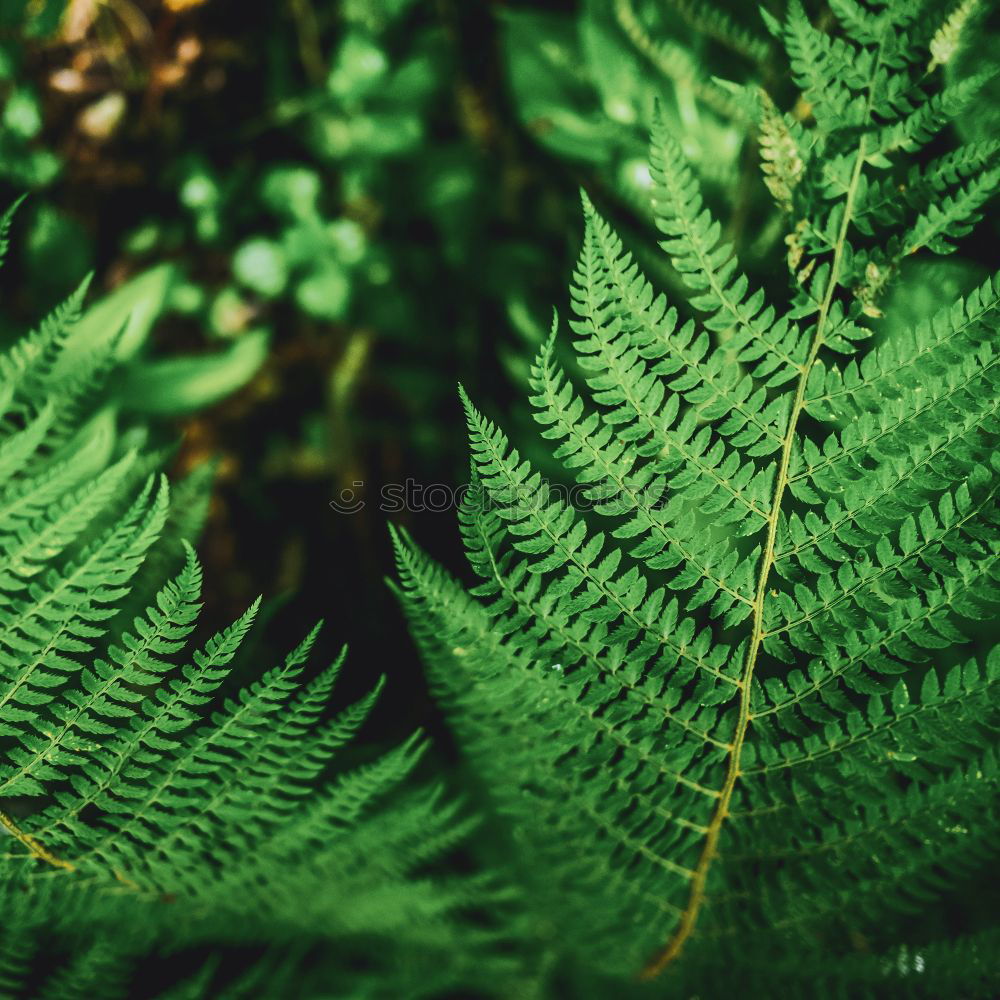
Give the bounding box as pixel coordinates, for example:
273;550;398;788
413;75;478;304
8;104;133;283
0;220;515;999
394;0;1000;987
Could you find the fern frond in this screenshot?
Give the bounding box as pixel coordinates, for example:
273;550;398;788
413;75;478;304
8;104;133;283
652;114;808;385
400;0;1000;986
0;198;26;272
392;523;722;975
612;0;747;120
757;90;806;214
583;195;787;455
659;0;769;65
531;333;756;621
782;0;867;129
826;0;889;46
0;250;518;997
895;163;1000;255
0;276;93;418
928;0;981;72
855;139;1000;233
871;71;993;159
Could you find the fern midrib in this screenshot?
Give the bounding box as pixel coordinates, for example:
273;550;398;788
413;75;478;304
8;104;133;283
641;89;877;979
638;341;822;978
0;808;76;872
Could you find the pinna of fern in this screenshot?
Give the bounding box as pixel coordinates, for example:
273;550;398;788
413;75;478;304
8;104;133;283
394;0;1000;989
0;210;519;998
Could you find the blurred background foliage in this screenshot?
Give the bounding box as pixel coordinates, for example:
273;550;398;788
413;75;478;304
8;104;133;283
0;0;996;747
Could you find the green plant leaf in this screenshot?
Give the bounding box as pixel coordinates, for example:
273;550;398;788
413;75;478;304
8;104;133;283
54;264;177;376
117;329;269;414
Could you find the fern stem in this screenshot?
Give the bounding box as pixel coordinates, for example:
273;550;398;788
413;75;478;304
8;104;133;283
0;809;75;872
641;84;876;980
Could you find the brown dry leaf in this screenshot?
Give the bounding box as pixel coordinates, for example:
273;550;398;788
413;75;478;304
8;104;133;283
76;91;127;140
153;61;188;88
49;68;88;93
61;0;99;42
64;0;152;46
176;36;203;64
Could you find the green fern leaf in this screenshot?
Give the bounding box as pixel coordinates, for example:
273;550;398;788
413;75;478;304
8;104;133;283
0;228;518;997
396;0;1000;985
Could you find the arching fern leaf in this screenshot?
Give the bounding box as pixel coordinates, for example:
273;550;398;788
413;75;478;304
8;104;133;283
0;218;519;998
394;0;1000;987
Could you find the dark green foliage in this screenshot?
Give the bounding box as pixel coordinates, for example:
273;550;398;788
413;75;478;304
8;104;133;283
395;0;1000;991
502;0;764;199
0;0;61;191
1;0;998;997
117;0;546;477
